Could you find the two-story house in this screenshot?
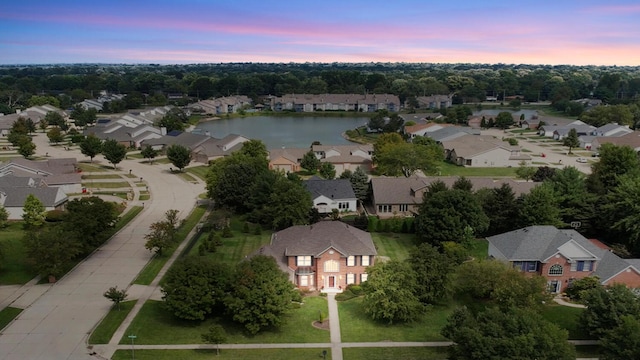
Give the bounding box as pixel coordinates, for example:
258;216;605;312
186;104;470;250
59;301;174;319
487;226;640;293
258;221;377;292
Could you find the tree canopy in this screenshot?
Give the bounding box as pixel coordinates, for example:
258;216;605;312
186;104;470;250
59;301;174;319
374;134;443;177
101;139;127;169
166;144;192;171
79;134;102;162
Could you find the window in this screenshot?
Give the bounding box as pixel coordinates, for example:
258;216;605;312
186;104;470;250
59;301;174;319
361;273;368;282
513;261;537;272
297;256;311;266
361;256;370;267
548;264;563;276
346;273;355;285
324;260;339;272
571;260;593;272
378;205;391;213
347;256;355;266
299;275;308;287
399;204;408;212
465;159;472;166
339;202;350;210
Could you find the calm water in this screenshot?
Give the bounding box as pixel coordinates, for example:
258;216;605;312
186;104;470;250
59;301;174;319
195;115;370;149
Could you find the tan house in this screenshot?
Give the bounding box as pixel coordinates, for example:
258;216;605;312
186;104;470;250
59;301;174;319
312;144;373;176
258;221;377;292
188;96;253;115
488;226;640;293
591;131;640;152
371;176;537;217
268;148;308;173
441;135;531;167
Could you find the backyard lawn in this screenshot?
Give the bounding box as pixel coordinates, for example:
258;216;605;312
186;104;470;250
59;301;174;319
541;304;591;340
0;222;37;285
120;297;330;345
369;233;416;261
437;162;518;177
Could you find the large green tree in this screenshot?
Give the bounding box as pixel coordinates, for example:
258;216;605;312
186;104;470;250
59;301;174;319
600;315;640;360
157;108;188;132
517;182;563;228
22;194;46;229
61;197;117;251
161;256;231;321
267;176;312;230
225;255;295;334
79;134;103;162
300;150;320;172
23;225;82;281
562;128;580;154
480;183;519;235
46;126;64;144
166;144;192;171
374;134;443;177
602;174;640;251
340;166;369;203
442;306;575;360
17;138;36;158
362;260;423;324
587;143;640;195
101;138;127;169
409;243;453;304
140;144;158;164
494;111;514;129
547;166;595;232
580;284;640;338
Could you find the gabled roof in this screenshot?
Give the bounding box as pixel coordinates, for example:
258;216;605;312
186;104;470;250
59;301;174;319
304;179;356;201
592;251;639;283
594;131;640;149
442;134;528;159
0;158;77;177
0;185;67;207
596;123;629;134
268;148;308;163
427;126;480;142
312;144;373;155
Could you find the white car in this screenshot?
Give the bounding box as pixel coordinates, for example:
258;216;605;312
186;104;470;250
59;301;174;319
576;157;588;163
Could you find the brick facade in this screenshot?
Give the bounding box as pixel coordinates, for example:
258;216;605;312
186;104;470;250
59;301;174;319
289;249;372;291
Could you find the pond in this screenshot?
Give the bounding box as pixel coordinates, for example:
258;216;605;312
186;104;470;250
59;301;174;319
195;115;370;149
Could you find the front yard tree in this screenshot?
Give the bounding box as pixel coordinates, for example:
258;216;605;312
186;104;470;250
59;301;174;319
494;111;514;129
162;256;231;321
166;144;191;171
409;243;453;304
319;162;336;179
301;150;320;172
46;126;64;144
563;128;580;154
515;161;536;181
202;325;227;356
23;225;82;282
349;167;369;203
580;283;640;338
17;138;36;159
44;111;65;128
140;144;158;164
480;183;519;235
0;205;8;228
374;134;443;177
600;315;640;360
362;260;423;324
103;286;128;310
62;197;118;251
442;306;575;360
101;138;127;169
80;134;102;162
225;255;295;334
22;194;46;229
415;189;488;246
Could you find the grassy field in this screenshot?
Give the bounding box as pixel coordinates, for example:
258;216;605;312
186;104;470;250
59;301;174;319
83;181;130;188
338;297;454;342
369;233;416;261
133;205;207;285
541;305;591;340
112;349;333;360
89;300;138;344
343;347;448;360
120;297;330;345
0;307;23;330
81;174;123;180
437;162;518;177
186;165;209;181
76;162;108;172
0;222;37;285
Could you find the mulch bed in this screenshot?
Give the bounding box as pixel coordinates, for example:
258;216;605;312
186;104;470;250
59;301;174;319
312;320;330;331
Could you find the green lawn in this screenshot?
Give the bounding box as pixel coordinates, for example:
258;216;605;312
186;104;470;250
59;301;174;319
541;305;591;340
76;162;108;172
339;297;454;342
0;307;23;330
112;349;332;360
437;162;518;177
89;300;138;344
83;181;130;189
0;222;37;285
575;345;601;357
154;158;172;164
186;165;209;181
133;205;207;285
176;172;197;182
121;297;329;345
81;174;123;179
369;233;416;261
343;347;448;360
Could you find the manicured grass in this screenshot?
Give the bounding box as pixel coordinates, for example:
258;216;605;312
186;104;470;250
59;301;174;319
76;163;108;172
154;158;172;164
112;348;332;360
339;297;454;342
121;297;329;345
186;165;209;181
0;222;37;285
437;162;518;177
343;347;448;360
176;172;197;182
89;300;138;344
0;307;23;330
126;152;143;159
133;205;207;285
81;174;123;179
541;305;591;340
139;193;150;201
369;233;416;261
83;181;130;188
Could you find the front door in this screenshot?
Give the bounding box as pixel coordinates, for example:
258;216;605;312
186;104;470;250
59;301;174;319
328;276;335;288
548;280;560;294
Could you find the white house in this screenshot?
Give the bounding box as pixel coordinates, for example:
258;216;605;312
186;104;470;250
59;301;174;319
303;178;357;214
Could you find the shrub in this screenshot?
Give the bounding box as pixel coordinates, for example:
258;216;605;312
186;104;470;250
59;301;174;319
45;209;65;222
253;225;262;235
221;225;233;238
565;276;601;302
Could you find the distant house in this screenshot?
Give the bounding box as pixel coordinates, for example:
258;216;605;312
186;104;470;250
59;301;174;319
404;122;452;139
188;96;253;115
591;131;640;152
370;176;537;217
0;175;68;220
426;126;480;143
399;113;444;124
257;221;377;292
0;105;68;136
521;118;541;129
0;158;82;194
537;120;588;138
84;121;165;149
312;144;373;176
270;93;400;113
268;148;308;173
142;131;249;163
487;226;640;293
441;135;531;167
414;95;453;109
304;178;357;214
592;123;633;138
552;124;596;141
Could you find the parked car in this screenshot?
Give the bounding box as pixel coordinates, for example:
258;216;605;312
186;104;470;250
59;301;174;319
592;152;600;157
576;157;588;163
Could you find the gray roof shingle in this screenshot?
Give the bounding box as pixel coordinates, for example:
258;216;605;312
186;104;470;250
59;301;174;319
304;179;356;201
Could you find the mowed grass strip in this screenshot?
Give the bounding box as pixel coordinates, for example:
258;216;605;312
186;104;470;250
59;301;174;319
81;174;123;180
540;305;591;340
0;222;37;285
82;181;130;189
338;297;454;342
89;300;137;344
121;296;329;345
343;347;448;360
369;233;416;261
186;165;209;181
112;348;332;360
0;307;23;330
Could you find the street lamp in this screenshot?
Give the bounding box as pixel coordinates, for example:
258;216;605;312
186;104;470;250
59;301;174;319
128;334;137;360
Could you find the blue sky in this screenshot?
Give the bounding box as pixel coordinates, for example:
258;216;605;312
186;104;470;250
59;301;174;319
1;0;639;65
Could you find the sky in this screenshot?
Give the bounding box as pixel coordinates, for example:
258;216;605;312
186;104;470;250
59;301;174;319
1;0;639;66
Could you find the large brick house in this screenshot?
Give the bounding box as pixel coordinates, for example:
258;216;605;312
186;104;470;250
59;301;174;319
257;221;377;292
487;226;640;293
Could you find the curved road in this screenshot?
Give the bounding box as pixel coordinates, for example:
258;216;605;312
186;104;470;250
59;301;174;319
0;134;203;360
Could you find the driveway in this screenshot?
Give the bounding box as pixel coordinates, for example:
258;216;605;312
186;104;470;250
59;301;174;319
0;133;204;360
